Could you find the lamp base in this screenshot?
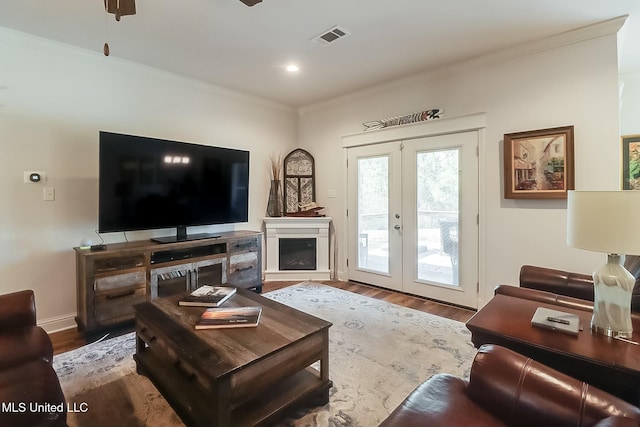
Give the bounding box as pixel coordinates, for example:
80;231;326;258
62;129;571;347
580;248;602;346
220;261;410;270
591;254;634;339
591;324;633;339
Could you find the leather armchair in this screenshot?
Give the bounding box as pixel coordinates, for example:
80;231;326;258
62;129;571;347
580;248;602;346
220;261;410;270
519;256;640;312
0;290;67;427
379;344;640;427
0;290;54;369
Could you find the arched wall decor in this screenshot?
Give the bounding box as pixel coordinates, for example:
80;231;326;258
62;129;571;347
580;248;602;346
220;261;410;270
283;149;316;214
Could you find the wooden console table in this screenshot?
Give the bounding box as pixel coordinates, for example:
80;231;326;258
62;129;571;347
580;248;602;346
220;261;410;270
466;293;640;404
134;288;332;427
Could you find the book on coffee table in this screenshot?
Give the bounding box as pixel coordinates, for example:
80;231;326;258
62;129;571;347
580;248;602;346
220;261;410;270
531;307;580;336
179;285;237;307
195;306;262;329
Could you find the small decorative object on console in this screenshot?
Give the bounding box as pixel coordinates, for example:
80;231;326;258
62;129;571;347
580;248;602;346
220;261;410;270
287;201;325;217
179;285;237;307
531;307;580;336
195;306;262;329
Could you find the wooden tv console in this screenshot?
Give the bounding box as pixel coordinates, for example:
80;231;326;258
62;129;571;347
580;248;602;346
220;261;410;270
74;230;262;334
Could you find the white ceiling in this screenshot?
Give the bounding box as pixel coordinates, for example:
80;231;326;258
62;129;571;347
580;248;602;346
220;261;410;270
2;0;640;108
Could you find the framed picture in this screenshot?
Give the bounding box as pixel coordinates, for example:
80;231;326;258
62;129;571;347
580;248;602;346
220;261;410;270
504;126;574;199
621;134;640;190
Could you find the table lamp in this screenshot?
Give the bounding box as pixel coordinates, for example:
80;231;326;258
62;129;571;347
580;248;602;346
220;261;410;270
566;190;640;338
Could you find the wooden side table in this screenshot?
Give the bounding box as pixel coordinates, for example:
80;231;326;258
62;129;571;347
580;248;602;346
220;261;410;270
466;292;640;404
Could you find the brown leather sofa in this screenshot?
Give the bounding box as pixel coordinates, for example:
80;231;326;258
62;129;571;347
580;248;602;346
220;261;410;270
379;344;640;427
0;290;68;427
519;255;640;312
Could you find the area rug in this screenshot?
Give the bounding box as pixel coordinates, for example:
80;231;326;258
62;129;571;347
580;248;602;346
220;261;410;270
53;282;477;427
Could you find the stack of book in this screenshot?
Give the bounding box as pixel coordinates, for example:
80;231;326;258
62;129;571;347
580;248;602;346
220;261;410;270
195;306;262;330
179;285;263;330
178;285;237;307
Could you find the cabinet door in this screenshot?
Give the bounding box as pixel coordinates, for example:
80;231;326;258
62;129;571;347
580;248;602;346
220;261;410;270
150;263;193;299
193;258;227;290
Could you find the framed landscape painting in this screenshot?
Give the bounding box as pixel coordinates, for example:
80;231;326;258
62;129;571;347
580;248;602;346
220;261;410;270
503;126;574;199
621;134;640;190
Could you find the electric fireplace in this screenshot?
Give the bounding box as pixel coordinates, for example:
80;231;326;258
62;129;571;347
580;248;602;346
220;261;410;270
264;217;331;280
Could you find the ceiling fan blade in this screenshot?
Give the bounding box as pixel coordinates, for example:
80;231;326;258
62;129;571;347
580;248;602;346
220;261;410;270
104;0;136;16
239;0;262;6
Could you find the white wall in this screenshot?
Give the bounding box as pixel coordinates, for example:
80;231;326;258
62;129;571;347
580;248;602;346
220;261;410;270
621;70;640;136
298;24;622;306
0;28;297;331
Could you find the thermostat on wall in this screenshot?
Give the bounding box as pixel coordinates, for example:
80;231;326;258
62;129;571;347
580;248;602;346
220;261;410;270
24;171;46;183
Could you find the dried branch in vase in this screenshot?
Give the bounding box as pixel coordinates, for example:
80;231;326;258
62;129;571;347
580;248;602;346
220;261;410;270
270;153;283;181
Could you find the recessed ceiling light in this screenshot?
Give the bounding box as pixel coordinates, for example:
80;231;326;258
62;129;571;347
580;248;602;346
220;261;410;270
286;64;299;72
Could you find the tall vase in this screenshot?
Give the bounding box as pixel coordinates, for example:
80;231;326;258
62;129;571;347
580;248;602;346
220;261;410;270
267;180;283;217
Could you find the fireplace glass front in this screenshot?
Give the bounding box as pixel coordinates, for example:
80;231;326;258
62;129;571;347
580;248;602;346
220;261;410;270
279;238;317;271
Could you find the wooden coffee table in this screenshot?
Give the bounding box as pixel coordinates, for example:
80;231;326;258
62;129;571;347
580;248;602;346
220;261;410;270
466;292;640;404
133;287;332;427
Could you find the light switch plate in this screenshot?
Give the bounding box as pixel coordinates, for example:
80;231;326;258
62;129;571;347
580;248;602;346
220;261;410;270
43;187;55;201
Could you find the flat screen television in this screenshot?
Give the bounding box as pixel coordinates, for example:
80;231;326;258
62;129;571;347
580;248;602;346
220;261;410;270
98;131;249;243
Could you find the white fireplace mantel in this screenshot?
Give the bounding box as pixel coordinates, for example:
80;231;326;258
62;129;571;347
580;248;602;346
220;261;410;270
263;216;332;281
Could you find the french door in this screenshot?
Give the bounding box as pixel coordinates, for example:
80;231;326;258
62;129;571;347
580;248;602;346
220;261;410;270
346;131;479;308
347;142;404;291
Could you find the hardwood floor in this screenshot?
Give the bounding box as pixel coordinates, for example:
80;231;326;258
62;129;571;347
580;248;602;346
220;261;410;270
49;280;476;355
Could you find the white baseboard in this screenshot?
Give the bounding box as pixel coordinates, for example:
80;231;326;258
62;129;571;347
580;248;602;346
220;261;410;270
38;313;77;334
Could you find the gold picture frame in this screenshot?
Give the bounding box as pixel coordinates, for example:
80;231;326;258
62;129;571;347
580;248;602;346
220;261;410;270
621;134;640;190
503;126;575;199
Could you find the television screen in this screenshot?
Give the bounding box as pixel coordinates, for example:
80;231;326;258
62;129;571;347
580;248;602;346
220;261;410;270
98;132;249;238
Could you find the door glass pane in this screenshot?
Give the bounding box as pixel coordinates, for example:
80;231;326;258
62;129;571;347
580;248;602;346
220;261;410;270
357;156;389;273
416;149;460;285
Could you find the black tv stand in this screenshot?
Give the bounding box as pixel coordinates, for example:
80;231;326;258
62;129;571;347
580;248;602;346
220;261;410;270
151;233;221;244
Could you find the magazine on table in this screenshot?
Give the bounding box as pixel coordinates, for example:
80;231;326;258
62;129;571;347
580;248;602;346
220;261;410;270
195;306;262;330
178;285;237;307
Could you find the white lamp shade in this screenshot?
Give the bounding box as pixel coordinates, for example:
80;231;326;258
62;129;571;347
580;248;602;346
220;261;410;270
567;190;640;255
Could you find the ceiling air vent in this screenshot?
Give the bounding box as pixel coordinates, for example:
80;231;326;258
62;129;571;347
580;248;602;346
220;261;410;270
312;25;351;45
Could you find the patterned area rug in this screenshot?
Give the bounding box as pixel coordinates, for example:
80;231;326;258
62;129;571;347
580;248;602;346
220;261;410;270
53;282;477;427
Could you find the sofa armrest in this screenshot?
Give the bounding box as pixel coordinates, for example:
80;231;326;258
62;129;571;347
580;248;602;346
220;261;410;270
379;374;506;427
467;344;640;427
519;265;595;301
0;290;37;331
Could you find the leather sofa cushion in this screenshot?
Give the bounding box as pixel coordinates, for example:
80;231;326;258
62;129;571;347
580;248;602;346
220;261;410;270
379;374;506;427
0;359;67;427
520;265;595;301
0;326;53;369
